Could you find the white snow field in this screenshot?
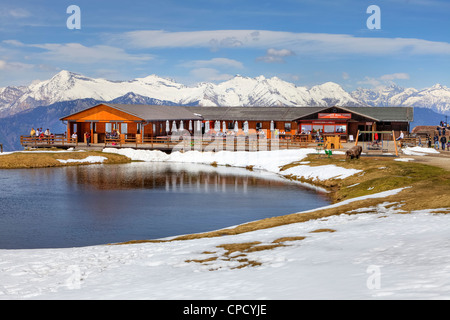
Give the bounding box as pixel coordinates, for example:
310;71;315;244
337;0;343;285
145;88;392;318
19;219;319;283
1;148;449;300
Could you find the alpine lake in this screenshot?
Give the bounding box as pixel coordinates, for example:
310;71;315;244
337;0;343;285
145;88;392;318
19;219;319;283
0;161;330;249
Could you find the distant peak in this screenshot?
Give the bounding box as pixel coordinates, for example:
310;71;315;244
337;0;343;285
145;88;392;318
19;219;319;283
53;70;79;78
315;82;344;89
430;83;446;89
135;74;177;83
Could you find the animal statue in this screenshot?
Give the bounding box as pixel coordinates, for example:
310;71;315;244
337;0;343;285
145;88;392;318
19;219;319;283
346;145;363;159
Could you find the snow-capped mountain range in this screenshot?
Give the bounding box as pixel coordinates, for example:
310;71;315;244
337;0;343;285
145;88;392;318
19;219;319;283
1;70;450;118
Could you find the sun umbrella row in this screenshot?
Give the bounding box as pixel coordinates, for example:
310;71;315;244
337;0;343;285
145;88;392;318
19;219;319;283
165;120;274;134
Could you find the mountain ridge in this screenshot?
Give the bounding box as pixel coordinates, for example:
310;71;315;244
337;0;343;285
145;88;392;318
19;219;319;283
5;70;450;119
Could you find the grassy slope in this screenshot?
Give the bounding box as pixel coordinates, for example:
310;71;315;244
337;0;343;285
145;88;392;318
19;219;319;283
0;150;131;169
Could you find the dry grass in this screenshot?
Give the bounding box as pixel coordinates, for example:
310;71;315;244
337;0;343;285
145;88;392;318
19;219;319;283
185;236;307;270
272;236;306;243
309;228;336;233
0;149;131;169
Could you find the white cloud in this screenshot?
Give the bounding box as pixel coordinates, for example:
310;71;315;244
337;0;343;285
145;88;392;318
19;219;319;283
358;73;411;88
117;30;261;50
116;30;450;57
267;48;295;57
180;58;243;69
0;59;33;71
357;76;384;88
380;73;410;81
257;48;295;63
4;40;153;64
0;8;31;18
30;43;153;64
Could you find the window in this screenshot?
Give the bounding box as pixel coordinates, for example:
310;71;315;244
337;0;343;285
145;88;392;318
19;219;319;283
301;124;312;134
284;123;291;132
313;125;322;132
121;123;128;134
105;123;112;133
324;125;335;133
336;125;347;133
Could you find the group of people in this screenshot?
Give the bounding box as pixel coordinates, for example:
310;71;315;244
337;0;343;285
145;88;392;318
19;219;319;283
30;127;53;140
105;129;121;139
431;134;449;151
431;121;449;150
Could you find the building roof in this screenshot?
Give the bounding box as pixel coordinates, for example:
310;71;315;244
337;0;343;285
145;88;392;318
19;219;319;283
106;104;204;121
61;103;414;122
60;103;203;121
347;106;414;122
188;106;414;122
187;106;325;121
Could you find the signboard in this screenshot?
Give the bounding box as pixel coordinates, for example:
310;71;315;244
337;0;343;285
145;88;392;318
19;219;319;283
318;113;352;119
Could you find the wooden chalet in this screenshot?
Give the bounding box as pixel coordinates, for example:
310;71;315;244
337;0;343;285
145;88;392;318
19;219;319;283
59;103;413;144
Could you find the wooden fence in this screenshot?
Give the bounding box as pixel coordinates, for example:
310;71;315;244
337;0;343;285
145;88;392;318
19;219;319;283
103;136;311;151
20;134;344;152
20;135;78;148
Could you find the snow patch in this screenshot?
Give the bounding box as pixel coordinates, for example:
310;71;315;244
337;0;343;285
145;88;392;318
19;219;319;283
57;156;107;164
402;147;440;156
282;164;362;181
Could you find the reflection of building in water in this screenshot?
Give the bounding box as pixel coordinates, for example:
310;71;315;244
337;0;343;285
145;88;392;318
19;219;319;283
66;164;297;194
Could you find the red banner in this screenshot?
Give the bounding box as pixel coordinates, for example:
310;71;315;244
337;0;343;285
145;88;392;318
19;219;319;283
318;113;351;119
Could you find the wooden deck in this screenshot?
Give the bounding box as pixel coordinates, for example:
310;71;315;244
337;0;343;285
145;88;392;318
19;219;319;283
20;135;318;152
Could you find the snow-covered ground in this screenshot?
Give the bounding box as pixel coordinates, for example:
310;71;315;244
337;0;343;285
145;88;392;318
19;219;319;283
1;147;449;300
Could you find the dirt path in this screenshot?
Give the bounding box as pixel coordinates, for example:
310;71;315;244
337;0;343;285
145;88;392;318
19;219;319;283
403;151;450;171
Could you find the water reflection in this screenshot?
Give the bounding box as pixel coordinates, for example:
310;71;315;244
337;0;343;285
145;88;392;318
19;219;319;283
0;162;330;249
66;162;305;194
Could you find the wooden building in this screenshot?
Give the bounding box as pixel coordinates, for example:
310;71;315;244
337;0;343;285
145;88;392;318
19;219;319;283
60;103;413;143
60;103;202;143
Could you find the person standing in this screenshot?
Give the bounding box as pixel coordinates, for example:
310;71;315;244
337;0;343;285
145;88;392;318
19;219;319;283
86;132;91;146
434;134;439;150
440;135;447;151
30;127;35;137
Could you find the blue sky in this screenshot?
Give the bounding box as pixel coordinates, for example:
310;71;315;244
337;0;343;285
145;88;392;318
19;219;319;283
1;0;450;90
